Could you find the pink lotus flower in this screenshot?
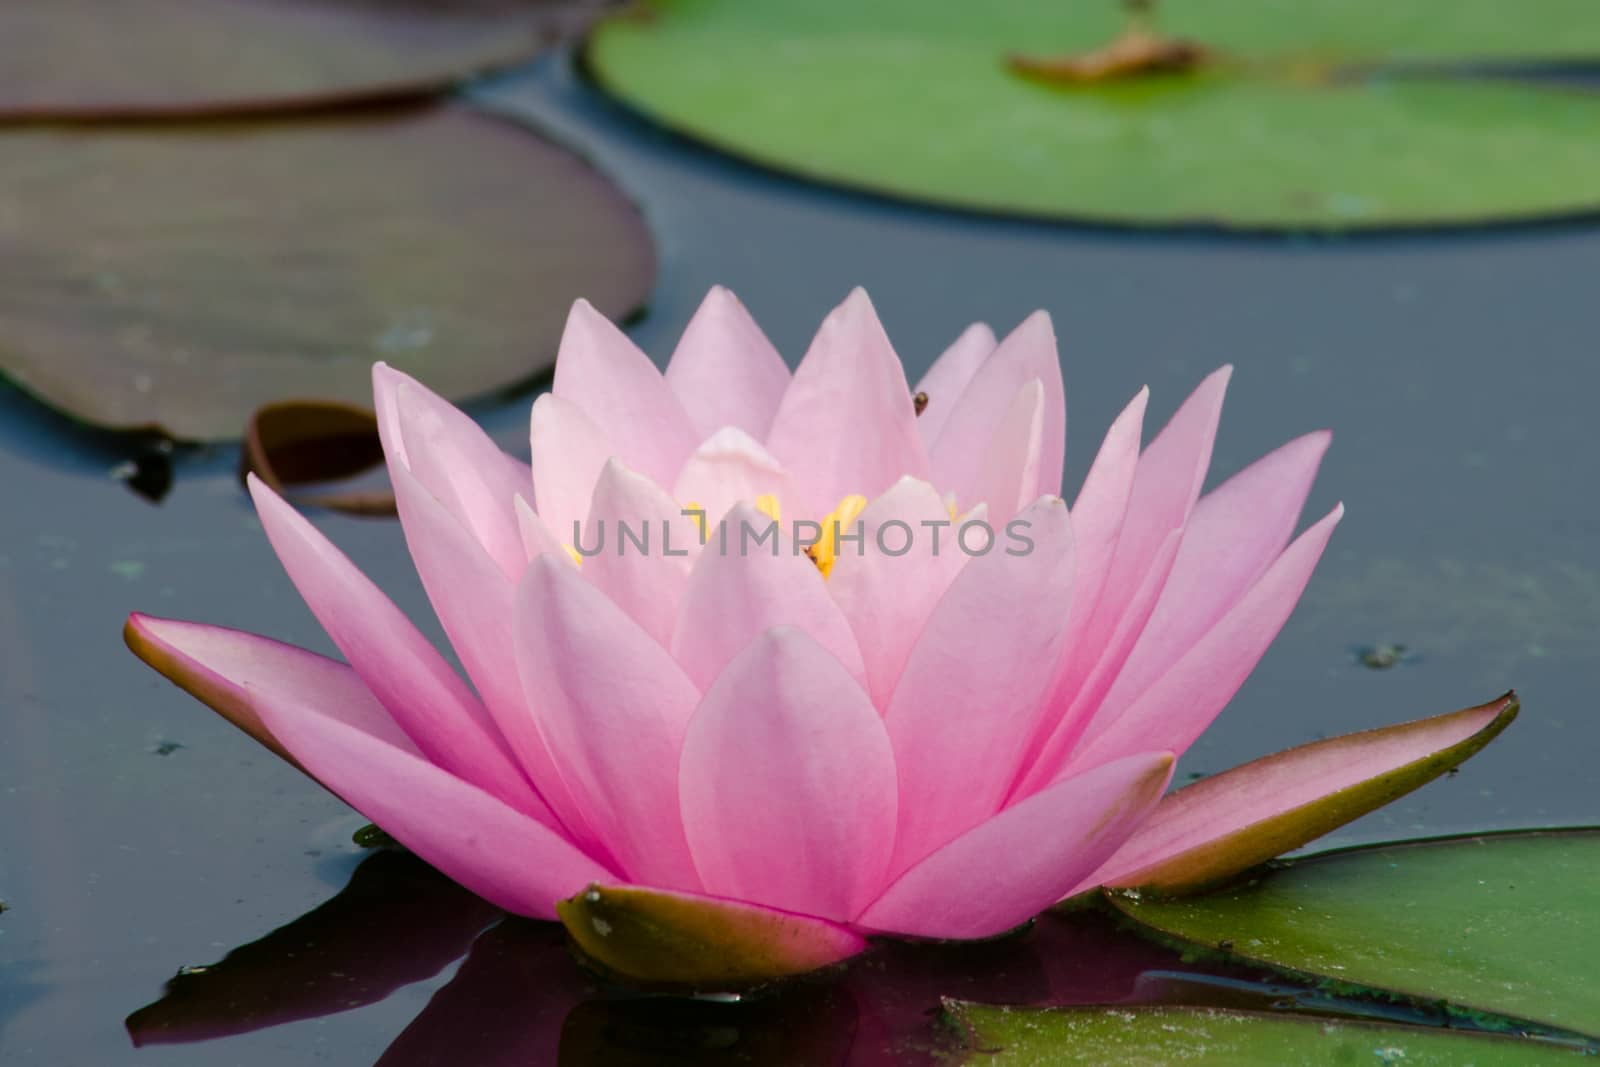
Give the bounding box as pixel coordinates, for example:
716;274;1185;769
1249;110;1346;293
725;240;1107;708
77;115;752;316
127;287;1510;984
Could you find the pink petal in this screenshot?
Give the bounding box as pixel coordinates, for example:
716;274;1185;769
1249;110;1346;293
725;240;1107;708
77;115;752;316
514;556;701;890
664;286;792;440
1084;693;1517;893
914;322;996;447
672;504;866;692
557;883;867;985
679;628;897;921
529;392;616;548
826;477;971;707
1018;389;1150;761
551;299;700;489
513;497;571;565
1094;367;1230;623
857;751;1174;939
124;614;419;761
380;367;531;580
883;497;1077;878
765;289;930;517
257;694;614;920
579;460;700;648
671;427;793;528
970;379;1046;523
388;454;587;840
1075;504;1345;767
247;476;546;821
1010;529;1183;799
928;312;1066;504
1102;431;1332;714
1005;371;1233;794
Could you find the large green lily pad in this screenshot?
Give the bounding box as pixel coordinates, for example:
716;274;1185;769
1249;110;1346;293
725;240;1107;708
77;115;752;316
0;1;600;119
946;1003;1593;1065
0;105;654;439
1109;830;1600;1037
587;0;1600;229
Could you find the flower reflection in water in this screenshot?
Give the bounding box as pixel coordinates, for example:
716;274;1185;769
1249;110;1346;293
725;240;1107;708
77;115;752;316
126;848;1337;1065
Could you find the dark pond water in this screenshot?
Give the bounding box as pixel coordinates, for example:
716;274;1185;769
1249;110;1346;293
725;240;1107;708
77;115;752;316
3;49;1599;1064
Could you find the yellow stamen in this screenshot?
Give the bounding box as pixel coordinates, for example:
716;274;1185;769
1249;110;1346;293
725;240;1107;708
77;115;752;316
806;494;869;578
564;543;584;567
755;494;782;523
683;500;709;542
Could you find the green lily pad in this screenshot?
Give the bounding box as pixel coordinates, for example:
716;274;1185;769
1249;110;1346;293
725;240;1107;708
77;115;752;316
944;1003;1593;1065
1108;830;1600;1037
586;0;1600;229
0;105;654;440
0;1;599;120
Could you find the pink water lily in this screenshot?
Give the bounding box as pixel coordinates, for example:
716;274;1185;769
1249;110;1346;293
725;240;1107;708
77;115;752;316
128;285;1500;984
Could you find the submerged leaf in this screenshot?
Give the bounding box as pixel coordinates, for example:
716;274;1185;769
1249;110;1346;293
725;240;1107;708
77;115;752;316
0;1;609;120
0;105;653;439
1088;692;1518;894
241;401;396;517
557;883;866;988
944;1003;1592;1065
1109;829;1600;1037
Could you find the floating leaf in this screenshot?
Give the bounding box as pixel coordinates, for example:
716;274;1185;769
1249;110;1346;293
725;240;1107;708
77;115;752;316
0;1;607;120
0;105;653;439
944;1003;1592;1065
557;883;866;988
1088;692;1518;894
587;0;1600;228
241;401;395;517
1109;830;1600;1037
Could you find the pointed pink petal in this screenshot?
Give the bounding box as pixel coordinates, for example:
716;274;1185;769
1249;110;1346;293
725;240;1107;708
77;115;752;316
928;312;1065;504
1011;529;1183;798
514;556;701;890
247;476;546;821
1095;367;1230;620
513;497;571;565
1076;504;1345;766
256;695;613;920
671;503;865;692
529;392;615;548
579;460;700;648
558;883;866;985
1016;389;1151;772
124;614;418;763
381;371;531;580
679;629;897;921
1064;387;1149;638
765;289;930;517
857;752;1174;939
970;379;1046;523
671;427;793;527
664;286;792;440
914;322;996;447
1006;371;1232;795
826;477;971;707
388;454;587;838
1105;431;1332;713
552;299;700;489
1085;693;1518;894
883;498;1077;877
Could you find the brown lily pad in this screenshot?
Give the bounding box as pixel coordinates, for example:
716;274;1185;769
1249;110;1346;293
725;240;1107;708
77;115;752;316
0;105;654;440
0;1;613;120
241;401;396;517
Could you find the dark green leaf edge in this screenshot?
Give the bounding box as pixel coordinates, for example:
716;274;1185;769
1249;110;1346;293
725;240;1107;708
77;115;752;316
1100;827;1600;1046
